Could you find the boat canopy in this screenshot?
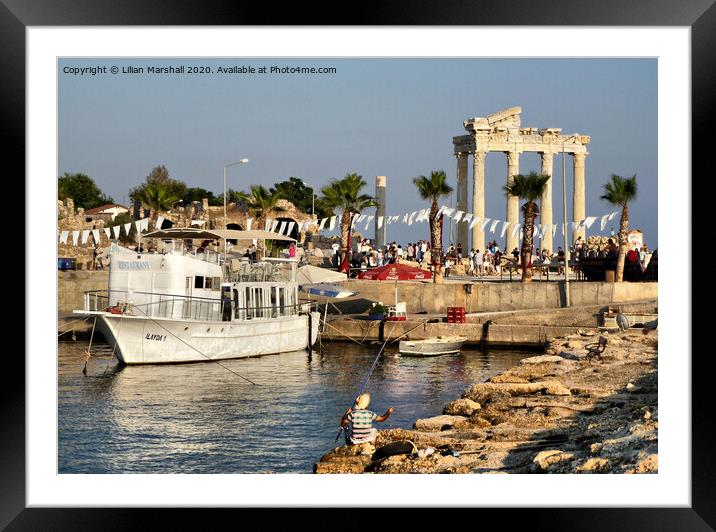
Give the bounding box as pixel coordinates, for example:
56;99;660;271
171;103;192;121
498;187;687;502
142;228;296;242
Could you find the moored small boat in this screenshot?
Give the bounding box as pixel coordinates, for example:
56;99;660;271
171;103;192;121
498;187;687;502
398;336;467;356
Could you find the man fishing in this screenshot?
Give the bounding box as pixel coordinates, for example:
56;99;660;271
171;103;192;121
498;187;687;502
340;393;394;445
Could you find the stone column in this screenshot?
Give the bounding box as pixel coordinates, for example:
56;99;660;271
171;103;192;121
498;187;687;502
572;152;587;243
540;152;554;252
455;153;469;252
374;175;387;248
472;150;486;251
505;151;520;252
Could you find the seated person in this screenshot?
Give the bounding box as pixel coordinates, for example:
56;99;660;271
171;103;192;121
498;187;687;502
340;393;394;446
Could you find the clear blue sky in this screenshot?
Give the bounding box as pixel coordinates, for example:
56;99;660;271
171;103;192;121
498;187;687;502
58;58;657;248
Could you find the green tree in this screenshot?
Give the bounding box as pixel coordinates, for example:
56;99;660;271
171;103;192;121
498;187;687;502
58;173;114;210
183;187;218;205
600;174;638;282
270;177;333;218
320;173;377;272
107;212;136;245
237;185;285;229
503;171;551;283
412;170;453;271
138;182;181;217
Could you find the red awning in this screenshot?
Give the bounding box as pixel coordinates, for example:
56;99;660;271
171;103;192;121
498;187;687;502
356;263;432;281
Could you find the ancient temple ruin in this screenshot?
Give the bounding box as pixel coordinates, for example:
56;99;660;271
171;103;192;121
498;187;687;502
452;106;590;252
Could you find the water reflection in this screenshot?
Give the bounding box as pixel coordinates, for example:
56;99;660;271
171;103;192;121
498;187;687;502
59;340;529;473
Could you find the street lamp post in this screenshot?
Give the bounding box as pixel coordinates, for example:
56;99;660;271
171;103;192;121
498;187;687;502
223;158;249;261
302;180;315;220
561;135;578;307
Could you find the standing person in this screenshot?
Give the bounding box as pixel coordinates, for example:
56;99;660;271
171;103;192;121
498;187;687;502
377;249;384;267
444;257;452;278
331;240;340;268
483;249;492;275
493;249;502;275
93;245;104;270
474;248;483;276
420;240;427;263
467;249;475;276
341;393;394;446
288;242;296;258
456;242;463;260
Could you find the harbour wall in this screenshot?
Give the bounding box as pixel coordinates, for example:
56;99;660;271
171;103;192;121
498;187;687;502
58;271;109;313
326;280;657;315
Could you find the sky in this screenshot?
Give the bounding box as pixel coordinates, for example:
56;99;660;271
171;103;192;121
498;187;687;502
58;58;657;248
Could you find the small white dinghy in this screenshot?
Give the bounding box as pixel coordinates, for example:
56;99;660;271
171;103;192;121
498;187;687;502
399;336;468;357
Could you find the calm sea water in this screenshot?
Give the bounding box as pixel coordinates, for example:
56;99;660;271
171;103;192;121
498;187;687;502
58;339;531;473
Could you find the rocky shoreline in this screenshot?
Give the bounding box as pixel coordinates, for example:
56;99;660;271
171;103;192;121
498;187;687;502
314;328;658;474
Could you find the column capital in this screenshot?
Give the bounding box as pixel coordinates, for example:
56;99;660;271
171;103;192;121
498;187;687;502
573;151;587;167
541;152;554;163
506;151;520;166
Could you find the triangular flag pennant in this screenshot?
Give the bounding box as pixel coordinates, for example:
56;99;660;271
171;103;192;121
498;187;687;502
519;229;524;240
156;216;165;229
278;221;287;235
377;216;384;229
286;221;295;236
92;229;100;244
600;215;609;231
112;226;120;239
511;224;521;238
270;220;279;233
402;213;409;224
246;218;252;231
469;218;479;229
123;223;131;236
480;218;491;231
608;211;617;221
443;208;455;218
134;220;142;233
584;216;597;229
407;212;417;226
72;231;80;246
462;213;473;224
500;222;510;238
552;225;558;238
319;218;328;230
60;231;69;244
490;220;500;233
81;230;90;244
357;214;366;223
364;215;374;231
453;211;464;223
329;216;337;230
435;206;445;220
103;228;111;240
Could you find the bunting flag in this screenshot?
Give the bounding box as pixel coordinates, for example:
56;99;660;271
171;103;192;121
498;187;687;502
60;231;69;244
270;220;279;233
286;221;295;236
479;218;491;231
351;213;360;228
72;231;79;246
608;211;617;221
377;216;384;229
319;217;328;231
435;206;445;220
264;219;271;232
463;213;473;224
357;214;366;224
468;216;480;230
500;222;510;238
584;216;597;229
134;220;142;233
561;223;565;236
519;229;524;240
552;225;558;238
407;212;417;226
81;230;90;244
329;216;337;230
511;224;521;238
123;223;131;236
103;228;111;240
453;211;464;223
92;229;100;244
278;221;287;235
443;208;455;218
402;213;409;224
113;225;121;239
141;218;149;231
156;216;165;229
246;218;253;231
600;214;609;231
364;215;374;231
490;219;500;233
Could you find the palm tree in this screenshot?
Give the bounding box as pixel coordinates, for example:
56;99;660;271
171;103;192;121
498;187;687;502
503;172;551;283
320;173;376;272
413;171;453;271
237;185;285;229
139;182;181;221
600;174;638;282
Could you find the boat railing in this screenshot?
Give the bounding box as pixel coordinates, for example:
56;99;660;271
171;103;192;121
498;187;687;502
222;257;296;283
84;289;305;322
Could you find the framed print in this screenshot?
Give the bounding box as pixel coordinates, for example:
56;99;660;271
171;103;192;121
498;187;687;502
7;0;713;528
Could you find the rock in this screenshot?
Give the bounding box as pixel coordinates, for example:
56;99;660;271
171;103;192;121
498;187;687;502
626;383;642;393
576;457;611;473
414;415;468;432
314;454;373;474
520;355;568;365
443;398;482;416
532;450;575;472
545;383;572;396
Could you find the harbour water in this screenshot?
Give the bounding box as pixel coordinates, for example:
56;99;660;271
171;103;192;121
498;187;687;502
58;339;532;473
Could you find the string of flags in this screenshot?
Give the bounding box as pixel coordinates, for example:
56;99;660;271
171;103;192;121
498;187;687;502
58;208;620;245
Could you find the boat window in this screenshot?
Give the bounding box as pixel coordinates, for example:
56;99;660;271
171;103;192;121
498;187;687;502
233;289;240;319
212;277;221;290
194;276;204;289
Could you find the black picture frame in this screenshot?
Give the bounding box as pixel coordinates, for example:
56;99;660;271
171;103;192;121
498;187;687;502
7;0;711;528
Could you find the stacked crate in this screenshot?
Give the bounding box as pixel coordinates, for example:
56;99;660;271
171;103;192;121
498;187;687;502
446;306;466;324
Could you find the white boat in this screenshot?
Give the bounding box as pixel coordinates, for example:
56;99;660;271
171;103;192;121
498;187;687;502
399;336;468;356
74;228;320;365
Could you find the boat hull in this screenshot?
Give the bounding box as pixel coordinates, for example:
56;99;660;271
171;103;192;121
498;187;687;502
91;312;321;364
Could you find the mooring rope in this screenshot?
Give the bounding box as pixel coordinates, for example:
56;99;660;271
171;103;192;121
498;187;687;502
130;304;257;385
58;315;92;337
